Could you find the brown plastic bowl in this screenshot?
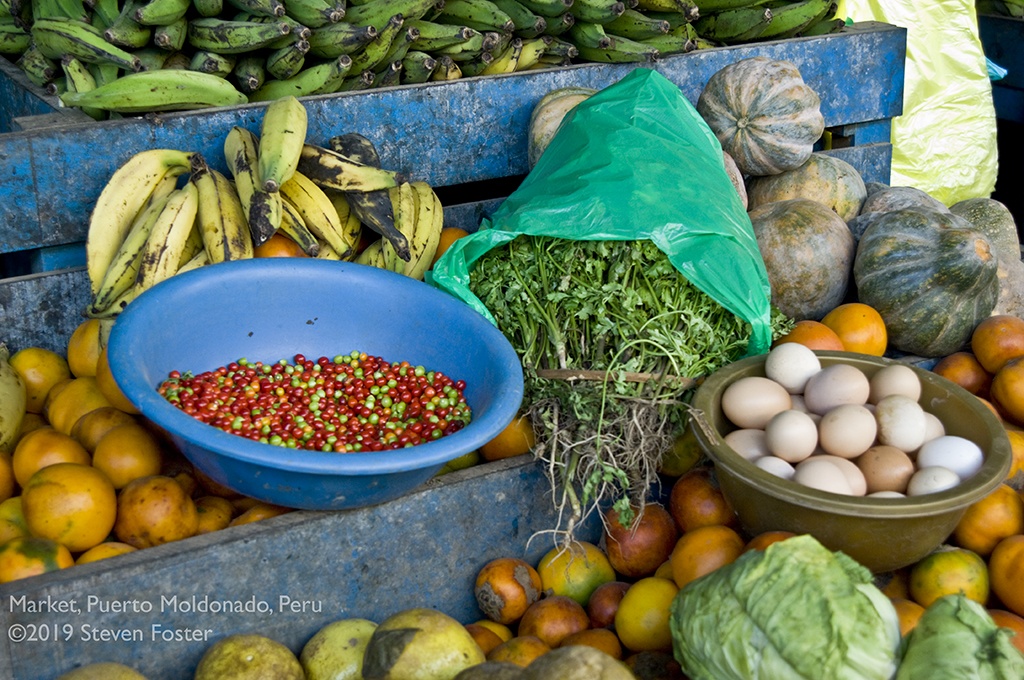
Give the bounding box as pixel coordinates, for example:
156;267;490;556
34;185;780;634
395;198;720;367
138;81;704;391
689;350;1012;573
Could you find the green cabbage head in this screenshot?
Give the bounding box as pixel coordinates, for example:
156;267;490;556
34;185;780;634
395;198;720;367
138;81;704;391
670;534;901;680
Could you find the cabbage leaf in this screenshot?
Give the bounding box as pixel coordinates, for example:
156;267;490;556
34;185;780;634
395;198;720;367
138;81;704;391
669;534;901;680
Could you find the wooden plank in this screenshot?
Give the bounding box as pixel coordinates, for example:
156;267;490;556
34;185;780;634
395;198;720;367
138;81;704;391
0;456;603;680
0;23;907;257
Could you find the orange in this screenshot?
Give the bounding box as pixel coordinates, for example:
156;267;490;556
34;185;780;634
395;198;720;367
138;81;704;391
989;608;1024;656
228;502;293;527
517;595;590;649
12;427;91;488
932;351;993;398
908;545;989;609
1008;430;1024;489
972;314;1024;375
0;454;13;505
772;319;845;352
479;414;536;462
114;475;199;549
8;347;71;413
558;628;623;659
70;406;137;453
669;524;744;590
952;483;1024;557
991;357;1024;427
486;635;550;667
0;518;27;546
603;503;678;579
431;227;470;267
0;496;26;533
660;426;703;478
91;422;164;489
21;462;117;552
95;345;139;415
990;534;1024;616
474;556;543;625
613;577;680;653
465;622;504;655
472;619;513;643
44;376;114;436
742;530;798;553
536;540;616;607
820;302;888;356
879;568;911;600
254;233;309;258
668;468;737;534
195;496;235;535
0;535;73;583
66;318;104;378
890;598;925;637
15;412;48;446
75;541;138;565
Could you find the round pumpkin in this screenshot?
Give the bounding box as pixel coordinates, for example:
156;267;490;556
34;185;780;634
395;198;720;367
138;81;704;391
949;197;1020;264
722;151;748;210
527;87;597;168
746;152;867;222
994;255;1024;319
854;207;1000;357
859;185;949;215
748;198;855;320
696;56;825;177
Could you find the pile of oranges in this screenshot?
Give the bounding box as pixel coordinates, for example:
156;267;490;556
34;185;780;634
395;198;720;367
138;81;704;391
0;318;294;584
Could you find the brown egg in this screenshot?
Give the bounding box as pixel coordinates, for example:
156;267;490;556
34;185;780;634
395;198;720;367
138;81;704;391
855;445;916;494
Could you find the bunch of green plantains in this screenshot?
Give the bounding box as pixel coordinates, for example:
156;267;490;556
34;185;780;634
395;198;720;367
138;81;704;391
469;235;793;541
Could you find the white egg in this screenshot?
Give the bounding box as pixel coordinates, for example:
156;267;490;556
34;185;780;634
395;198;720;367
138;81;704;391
869;364;922;404
724;429;770;462
867;491;906;498
764;410;818;463
764;343;821;394
916;435;985;481
754;456;796;480
817;404;878;459
921;412;946;447
790;394;809;413
793;458;854;495
811;454;868;496
721;376;792;429
874;394;927;452
906;466;961;496
803;364;871;415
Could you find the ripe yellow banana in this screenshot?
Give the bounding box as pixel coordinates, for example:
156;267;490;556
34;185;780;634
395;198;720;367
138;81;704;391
224;125;282;247
257;94;308;193
278;196;322;256
86;148;193;298
176;248;210;274
177;221;204;269
381;181;417;274
354;239;389;268
191;156;254;264
133;182;200;295
279;171;354;259
404;181;444;281
0;344;27;454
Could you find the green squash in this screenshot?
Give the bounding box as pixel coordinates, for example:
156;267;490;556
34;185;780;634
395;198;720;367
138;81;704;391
746;152;867;221
853;207;999;357
527;87;597;168
949;197;1020;263
696;56;825;177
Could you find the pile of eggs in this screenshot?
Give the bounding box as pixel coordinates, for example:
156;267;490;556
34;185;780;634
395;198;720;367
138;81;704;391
719;343;986;497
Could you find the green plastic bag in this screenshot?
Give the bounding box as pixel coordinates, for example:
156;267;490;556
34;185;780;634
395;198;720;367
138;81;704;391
837;1;999;204
430;68;773;356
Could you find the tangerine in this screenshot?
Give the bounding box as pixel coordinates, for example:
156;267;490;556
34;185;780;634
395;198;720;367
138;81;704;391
558;628;623;660
660;426;703;478
254;233;309;258
820;303;888;356
972;314;1024;374
479;414;536;462
195;496;235;535
0;535;73;583
486;635;550;667
75;541;138;565
932;351;993;397
95;345;139;415
91;422;164;489
669;524;744;589
890;598;925;637
991;357;1024;426
12;427;91;488
772;319;845;351
613;577;680;653
743;530;798;553
536;540;616;607
464;623;504;655
8;347;71;414
431;227;470;267
668;467;737;533
517;595;590;648
474;556;544;625
45;376;114;436
603;503;678;578
114;475;199;548
1007;430;1024;488
70;406;137;454
990;534;1024;617
228;502;293;527
21;462;117;553
472;620;513;643
0;454;13;505
908;545;989;608
0;518;26;546
988;608;1024;656
66;318;103;378
952;483;1024;557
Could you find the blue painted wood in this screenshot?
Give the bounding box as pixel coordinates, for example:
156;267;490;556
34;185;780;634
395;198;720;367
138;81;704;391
0;22;907;257
0;57;87;134
0;456;604;680
28;243;86;273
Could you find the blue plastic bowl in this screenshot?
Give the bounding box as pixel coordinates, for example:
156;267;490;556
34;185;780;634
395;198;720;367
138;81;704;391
107;258;524;511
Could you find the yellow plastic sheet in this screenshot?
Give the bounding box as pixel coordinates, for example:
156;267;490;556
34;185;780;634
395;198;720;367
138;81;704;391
838;0;999;204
